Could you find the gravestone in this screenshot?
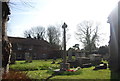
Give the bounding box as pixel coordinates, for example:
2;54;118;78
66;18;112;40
75;53;79;60
103;53;110;61
89;54;102;65
75;52;80;61
77;57;90;65
69;57;90;68
25;52;32;63
68;48;73;62
10;53;16;64
80;53;86;57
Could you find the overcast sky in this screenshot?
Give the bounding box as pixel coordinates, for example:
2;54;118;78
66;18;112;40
7;0;119;49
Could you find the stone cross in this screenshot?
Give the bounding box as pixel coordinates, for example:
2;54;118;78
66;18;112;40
60;22;70;71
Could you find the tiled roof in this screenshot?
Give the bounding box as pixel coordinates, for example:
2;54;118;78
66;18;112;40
8;36;50;46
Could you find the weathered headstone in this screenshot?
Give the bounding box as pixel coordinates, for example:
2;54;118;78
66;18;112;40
80;53;86;57
10;53;16;64
25;52;32;63
77;57;90;65
68;48;73;62
75;48;80;60
89;54;102;65
69;57;90;68
75;53;80;60
103;53;110;61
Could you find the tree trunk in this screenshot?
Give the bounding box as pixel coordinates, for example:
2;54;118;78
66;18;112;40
2;2;11;73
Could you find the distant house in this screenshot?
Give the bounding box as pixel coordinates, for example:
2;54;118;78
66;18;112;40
8;36;62;61
107;1;120;79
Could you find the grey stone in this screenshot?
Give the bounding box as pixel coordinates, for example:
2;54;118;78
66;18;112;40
68;48;73;62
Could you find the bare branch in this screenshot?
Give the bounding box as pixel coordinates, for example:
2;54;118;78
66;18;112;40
75;20;99;53
47;26;61;45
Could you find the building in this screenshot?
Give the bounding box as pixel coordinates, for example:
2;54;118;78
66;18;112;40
107;1;120;79
8;36;62;61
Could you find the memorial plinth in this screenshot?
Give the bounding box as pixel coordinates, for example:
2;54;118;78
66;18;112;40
60;22;70;70
60;63;70;71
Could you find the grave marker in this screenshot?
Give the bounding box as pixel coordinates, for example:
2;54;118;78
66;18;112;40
68;48;73;62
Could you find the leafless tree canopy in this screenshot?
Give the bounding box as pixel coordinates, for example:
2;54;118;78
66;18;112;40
76;20;99;53
47;26;61;45
24;26;45;40
1;0;35;73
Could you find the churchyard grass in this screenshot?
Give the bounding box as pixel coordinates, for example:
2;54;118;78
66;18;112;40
50;67;110;79
10;59;61;71
10;59;111;80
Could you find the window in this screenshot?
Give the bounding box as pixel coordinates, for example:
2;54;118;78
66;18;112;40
18;47;22;50
25;52;30;58
29;48;32;50
17;44;22;50
17;54;22;59
33;53;36;58
29;46;33;50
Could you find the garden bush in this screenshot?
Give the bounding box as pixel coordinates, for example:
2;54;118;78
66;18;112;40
2;70;31;81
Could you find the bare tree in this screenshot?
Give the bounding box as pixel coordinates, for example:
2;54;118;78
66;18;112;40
24;30;31;38
1;1;12;73
24;26;45;40
47;26;61;45
1;0;34;73
76;20;99;53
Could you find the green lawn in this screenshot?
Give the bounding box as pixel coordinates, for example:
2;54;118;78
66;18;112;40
10;59;111;80
10;59;61;71
51;67;110;79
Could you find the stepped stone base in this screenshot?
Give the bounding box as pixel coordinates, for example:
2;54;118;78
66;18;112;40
60;63;70;71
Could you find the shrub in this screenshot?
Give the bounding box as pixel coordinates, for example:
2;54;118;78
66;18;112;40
2;70;31;81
